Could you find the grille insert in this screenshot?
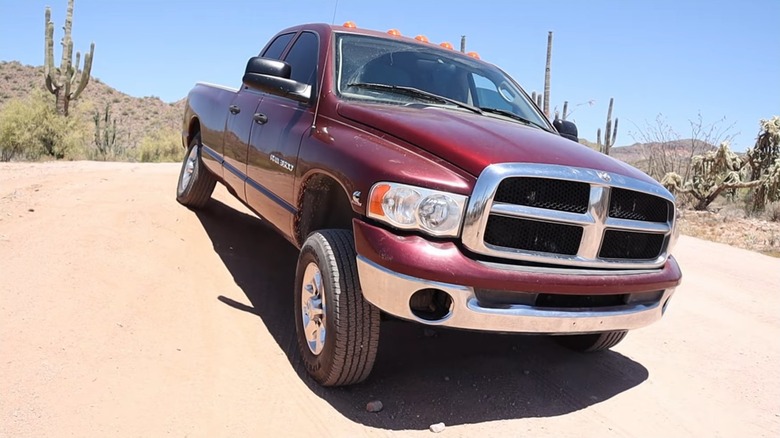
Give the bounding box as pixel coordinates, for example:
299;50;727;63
484;215;582;255
609;188;669;223
494;178;589;213
599;230;665;260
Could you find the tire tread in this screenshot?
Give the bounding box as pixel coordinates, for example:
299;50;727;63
176;134;216;209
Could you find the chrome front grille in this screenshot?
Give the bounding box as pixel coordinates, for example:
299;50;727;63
462;163;677;269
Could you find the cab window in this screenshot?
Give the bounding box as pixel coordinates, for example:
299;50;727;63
284;32;319;86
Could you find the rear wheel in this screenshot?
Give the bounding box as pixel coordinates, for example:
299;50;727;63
176;133;216;208
554;331;628;352
294;229;380;386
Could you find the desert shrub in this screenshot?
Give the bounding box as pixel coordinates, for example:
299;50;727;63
766;202;780;222
137;127;184;163
0;90;91;161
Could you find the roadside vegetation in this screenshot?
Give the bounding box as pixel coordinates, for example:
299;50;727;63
0;89;183;163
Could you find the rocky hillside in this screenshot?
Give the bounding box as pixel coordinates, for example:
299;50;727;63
0;61;184;150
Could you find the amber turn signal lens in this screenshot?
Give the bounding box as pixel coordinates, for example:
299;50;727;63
369;184;391;216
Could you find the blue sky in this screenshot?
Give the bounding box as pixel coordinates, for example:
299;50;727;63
1;0;778;150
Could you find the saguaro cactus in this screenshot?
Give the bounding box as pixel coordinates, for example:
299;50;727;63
44;0;95;116
597;97;619;155
543;31;552;118
94;103;119;158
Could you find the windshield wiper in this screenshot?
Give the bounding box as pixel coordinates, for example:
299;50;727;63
346;82;482;115
478;107;551;131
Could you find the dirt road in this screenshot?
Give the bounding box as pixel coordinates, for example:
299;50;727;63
1;162;778;437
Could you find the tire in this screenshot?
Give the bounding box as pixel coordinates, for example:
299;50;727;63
294;229;380;386
554;330;628;352
176;133;216;209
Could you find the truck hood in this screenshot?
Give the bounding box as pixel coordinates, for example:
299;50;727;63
337;101;655;184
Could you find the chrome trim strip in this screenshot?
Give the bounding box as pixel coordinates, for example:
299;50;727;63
246;177;298;214
221;157;298;215
604;218;670;233
357;256;674;334
462;163;676;270
201;144;223;163
222;159;247;182
491;203;594;226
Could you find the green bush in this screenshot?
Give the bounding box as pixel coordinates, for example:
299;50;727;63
0;89;91;161
137;127;185;163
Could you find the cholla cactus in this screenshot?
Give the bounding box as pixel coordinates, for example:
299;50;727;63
664;116;780;211
746;116;780;211
663;142;760;210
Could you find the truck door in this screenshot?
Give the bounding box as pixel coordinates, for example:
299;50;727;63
222;91;263;203
219;32;297;204
245;31;318;235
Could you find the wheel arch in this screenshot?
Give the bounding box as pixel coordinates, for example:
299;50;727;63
295;171;358;247
186;117;201;148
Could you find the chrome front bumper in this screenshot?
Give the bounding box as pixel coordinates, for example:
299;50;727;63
356;255;675;334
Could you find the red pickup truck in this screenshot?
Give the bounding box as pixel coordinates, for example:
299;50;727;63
177;22;682;386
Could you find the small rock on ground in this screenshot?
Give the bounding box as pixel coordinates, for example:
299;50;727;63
366;400;383;413
430;422;446;433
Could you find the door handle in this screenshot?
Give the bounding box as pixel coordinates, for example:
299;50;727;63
229;105;240;114
253;113;268;124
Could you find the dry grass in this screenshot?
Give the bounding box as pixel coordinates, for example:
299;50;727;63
678;207;780;257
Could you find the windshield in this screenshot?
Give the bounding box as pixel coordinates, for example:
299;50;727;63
334;33;552;130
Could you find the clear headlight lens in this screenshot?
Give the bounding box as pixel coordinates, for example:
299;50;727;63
368;182;468;237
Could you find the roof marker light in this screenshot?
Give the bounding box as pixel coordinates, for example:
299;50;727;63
415;35;429;43
387;29;401;36
343;21;357;28
467;51;480;59
440;42;454;50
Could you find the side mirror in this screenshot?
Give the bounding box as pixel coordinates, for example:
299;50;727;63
553;119;579;143
244;57;291;79
242;57;311;103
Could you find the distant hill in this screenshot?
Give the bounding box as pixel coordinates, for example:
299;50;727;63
609;139;717;174
0;61;184;150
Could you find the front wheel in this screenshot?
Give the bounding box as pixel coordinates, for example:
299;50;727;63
554;331;628;352
294;229;380;386
176;133;216;209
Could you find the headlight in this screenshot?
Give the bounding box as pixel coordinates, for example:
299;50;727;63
368;182;468;237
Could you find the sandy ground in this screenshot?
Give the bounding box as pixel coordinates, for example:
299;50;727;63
1;161;779;438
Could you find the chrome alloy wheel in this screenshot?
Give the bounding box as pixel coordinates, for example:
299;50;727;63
178;145;198;195
301;262;327;355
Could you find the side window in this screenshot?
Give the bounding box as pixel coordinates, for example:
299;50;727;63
262;33;295;60
284;32;319;86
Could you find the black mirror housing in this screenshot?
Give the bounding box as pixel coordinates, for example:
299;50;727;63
242;73;311;103
553;119;579;143
244;57;291;79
